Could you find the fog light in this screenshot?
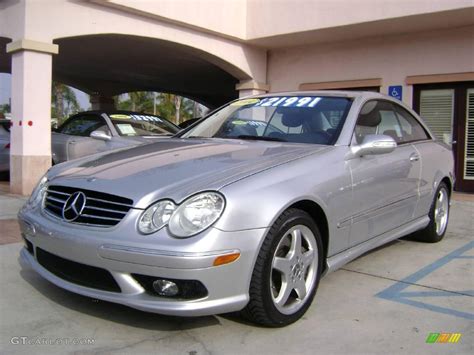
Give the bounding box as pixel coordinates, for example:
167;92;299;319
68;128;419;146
152;279;179;297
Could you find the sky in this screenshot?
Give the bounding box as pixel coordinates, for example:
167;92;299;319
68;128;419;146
0;74;10;106
0;73;90;110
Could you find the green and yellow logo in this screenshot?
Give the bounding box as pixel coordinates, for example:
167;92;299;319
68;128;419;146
426;333;462;343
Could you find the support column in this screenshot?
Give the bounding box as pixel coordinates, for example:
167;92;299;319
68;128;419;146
90;94;115;111
7;39;58;195
235;80;270;98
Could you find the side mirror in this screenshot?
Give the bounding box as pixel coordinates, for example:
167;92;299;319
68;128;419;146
346;134;397;160
90;130;111;141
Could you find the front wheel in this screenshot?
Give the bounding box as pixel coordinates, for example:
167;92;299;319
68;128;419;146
243;209;323;327
413;182;450;243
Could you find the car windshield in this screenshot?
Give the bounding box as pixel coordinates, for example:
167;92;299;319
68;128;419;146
182;96;352;145
109;113;180;136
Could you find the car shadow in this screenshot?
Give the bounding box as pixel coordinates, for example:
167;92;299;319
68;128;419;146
19;267;222;331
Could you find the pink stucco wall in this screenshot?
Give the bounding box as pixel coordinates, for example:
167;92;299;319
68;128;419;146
267;25;474;106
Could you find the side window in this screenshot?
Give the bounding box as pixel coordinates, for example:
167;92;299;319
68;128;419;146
355;100;403;144
394;105;430;143
59;115;108;137
377;110;402;141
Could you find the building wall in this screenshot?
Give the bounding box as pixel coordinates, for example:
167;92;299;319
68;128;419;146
267;25;474;106
90;0;473;40
91;0;248;39
246;0;473;39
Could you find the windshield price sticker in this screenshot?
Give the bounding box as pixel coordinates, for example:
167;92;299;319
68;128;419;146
246;120;266;127
230;98;261;106
110;114;163;122
109;114;130;119
130;114;163;122
232;119;267;127
255;96;321;108
116;124;137;135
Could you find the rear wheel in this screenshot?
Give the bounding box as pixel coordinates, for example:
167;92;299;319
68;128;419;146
243;209;323;327
413;182;450;243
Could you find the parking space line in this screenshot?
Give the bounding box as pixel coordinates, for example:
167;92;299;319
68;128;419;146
376;241;474;320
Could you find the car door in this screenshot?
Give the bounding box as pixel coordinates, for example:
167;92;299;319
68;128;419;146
52;114;112;163
348;100;421;246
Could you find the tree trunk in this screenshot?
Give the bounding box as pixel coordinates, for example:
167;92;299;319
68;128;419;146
193;101;200;118
56;84;64;121
174;95;181;124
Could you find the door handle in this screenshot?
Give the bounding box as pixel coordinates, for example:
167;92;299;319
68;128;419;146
409;154;420;162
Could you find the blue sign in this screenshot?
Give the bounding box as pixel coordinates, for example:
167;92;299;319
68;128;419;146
388;85;403;100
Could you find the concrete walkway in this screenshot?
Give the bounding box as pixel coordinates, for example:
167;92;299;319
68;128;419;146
0;184;472;354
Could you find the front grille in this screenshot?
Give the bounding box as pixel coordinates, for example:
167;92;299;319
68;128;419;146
36;248;121;293
43;185;134;227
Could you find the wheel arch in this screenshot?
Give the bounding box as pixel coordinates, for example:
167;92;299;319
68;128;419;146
440;176;453;196
288;199;329;273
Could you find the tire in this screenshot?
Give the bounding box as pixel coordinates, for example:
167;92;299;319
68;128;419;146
242;208;323;327
412;182;450;243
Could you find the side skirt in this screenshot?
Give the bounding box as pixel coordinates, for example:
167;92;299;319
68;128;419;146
324;216;430;275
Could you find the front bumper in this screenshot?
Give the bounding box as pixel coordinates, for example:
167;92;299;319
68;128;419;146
18;206;268;316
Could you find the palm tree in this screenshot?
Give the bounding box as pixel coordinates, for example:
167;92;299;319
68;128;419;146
116;92;200;125
51;82;80;124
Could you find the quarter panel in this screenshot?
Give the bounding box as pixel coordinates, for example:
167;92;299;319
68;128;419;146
67;136;109;160
51;133;71;163
412;141;454;218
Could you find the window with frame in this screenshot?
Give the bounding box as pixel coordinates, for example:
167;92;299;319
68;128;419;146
59;115;108;137
355;100;429;144
394;105;430;143
354;100;400;143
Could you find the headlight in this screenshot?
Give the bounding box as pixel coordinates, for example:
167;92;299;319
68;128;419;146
138;200;176;234
27;175;48;208
168;192;225;237
138;192;225;237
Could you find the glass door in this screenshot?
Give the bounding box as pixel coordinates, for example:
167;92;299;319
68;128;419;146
414;82;474;193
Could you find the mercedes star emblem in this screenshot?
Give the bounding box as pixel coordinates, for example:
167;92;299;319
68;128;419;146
62;191;87;222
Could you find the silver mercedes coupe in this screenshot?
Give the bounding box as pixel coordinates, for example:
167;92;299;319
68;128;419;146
18;91;454;327
52;111;180;163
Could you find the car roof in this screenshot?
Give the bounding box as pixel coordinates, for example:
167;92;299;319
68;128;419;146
251;90;389;100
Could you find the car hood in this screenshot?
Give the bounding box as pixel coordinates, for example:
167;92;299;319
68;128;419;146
49;138;329;208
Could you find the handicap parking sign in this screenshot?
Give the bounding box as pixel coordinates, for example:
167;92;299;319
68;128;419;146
388;85;402;100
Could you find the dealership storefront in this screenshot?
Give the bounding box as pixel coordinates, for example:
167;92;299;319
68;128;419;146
0;0;473;193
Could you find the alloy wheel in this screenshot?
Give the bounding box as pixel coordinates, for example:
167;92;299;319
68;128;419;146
270;225;318;315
